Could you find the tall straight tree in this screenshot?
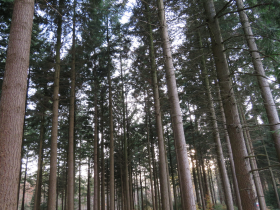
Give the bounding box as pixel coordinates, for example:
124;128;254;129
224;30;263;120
0;0;34;208
202;0;257;208
108;65;115;210
94;70;99;210
234;0;280;163
106;17;115;210
67;1;76;209
144;3;171;210
157;0;196;209
47;0;63;208
121;54;131;210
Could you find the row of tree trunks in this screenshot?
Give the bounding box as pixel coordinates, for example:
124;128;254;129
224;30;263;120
216;81;243;210
198;30;234;210
202;0;257;209
234;0;280;163
238;104;266;210
144;2;172;210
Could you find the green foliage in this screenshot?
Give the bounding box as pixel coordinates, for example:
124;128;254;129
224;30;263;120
205;194;214;210
213;204;239;210
265;184;280;209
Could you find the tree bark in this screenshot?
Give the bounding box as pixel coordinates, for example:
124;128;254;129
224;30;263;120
0;0;34;208
101;93;105;210
94;73;99;210
34;113;45;210
79;140;82;210
47;0;63;208
107;20;115;210
261;139;280;209
216;80;243;210
67;3;76;209
235;0;280;163
151;141;159;210
167;133;178;210
202;0;257;208
157;0;196;209
21;156;28;210
145;97;156;210
145;3;171;209
87;158;91;210
121;55;131;210
238;104;267;210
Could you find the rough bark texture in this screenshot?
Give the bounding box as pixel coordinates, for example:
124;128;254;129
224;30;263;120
157;0;196;208
67;5;76;209
203;0;257;209
47;0;63;208
235;0;280;163
0;0;34;208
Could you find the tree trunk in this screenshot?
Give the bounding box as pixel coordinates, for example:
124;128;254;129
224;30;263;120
107;22;115;210
56;161;60;210
67;3;76;209
18;68;30;209
34;113;45;210
94;73;99;210
79;140;82;210
0;0;34;208
146;102;156;210
235;0;280;163
216;80;243;210
262;139;280;209
151;143;159;210
202;0;257;208
140;166;144;210
157;0;196;208
101;93;105;210
47;0;63;208
107;159;110;210
121;55;131;210
145;3;172;210
87;158;91;210
238;104;267;210
21;156;28;210
198;31;234;209
196;158;206;210
167;133;178;210
191;154;201;208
